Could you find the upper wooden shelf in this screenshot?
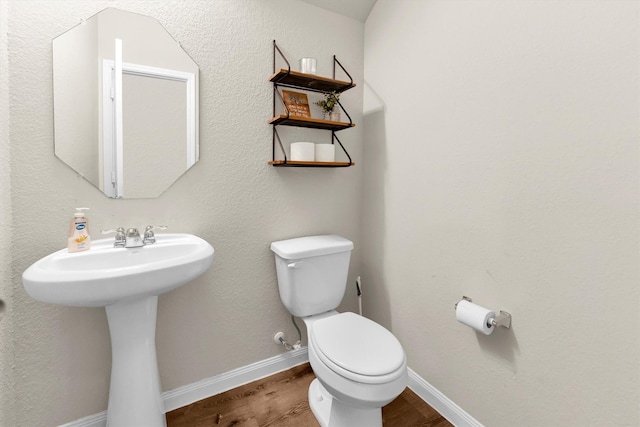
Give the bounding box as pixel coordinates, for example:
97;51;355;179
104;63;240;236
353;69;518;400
269;69;356;93
268;115;355;131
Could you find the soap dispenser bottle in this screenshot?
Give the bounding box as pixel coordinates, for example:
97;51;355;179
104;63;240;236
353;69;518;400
67;207;91;253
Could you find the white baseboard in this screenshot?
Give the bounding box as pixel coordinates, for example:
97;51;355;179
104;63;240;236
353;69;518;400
162;346;309;412
58;347;309;427
58;411;107;427
60;348;482;427
408;368;484;427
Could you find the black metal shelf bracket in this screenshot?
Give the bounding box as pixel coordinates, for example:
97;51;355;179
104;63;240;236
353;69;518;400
273;127;287;163
335;99;353;127
273;40;290;77
274;86;290;119
332;132;352;165
333;55;353;87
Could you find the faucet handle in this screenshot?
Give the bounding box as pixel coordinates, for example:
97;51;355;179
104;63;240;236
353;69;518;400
101;227;125;234
101;227;126;247
143;225;167;244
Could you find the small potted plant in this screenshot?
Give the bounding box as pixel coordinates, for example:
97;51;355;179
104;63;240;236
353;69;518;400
315;91;341;121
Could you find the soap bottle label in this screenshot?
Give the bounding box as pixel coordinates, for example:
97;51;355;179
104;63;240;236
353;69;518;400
68;218;91;252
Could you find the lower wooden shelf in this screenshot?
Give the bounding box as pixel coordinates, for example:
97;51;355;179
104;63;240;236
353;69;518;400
269;160;354;168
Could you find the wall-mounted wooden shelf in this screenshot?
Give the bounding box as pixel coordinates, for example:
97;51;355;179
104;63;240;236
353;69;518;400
268;160;355;167
268;115;355;131
270;41;355;168
269;69;356;93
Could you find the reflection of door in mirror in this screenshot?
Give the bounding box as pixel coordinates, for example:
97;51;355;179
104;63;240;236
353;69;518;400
101;62;196;198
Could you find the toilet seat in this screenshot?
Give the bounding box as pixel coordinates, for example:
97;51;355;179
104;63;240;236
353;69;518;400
310;312;406;385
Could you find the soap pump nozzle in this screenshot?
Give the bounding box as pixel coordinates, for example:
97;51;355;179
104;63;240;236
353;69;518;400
74;207;90;218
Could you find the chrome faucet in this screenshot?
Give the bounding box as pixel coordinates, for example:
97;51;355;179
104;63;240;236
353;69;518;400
102;225;167;248
124;228;144;248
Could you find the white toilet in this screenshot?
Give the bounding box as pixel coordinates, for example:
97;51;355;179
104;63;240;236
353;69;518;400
271;235;408;427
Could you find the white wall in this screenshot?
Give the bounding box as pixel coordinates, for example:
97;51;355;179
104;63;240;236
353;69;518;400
2;1;363;425
0;1;14;426
363;1;639;426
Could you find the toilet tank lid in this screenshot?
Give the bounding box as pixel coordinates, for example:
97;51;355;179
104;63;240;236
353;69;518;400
270;235;353;259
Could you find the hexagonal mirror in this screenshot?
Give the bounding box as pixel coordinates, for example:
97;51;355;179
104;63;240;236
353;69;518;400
53;8;199;198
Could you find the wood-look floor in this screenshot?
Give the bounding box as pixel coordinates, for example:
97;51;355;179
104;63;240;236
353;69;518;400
166;363;453;427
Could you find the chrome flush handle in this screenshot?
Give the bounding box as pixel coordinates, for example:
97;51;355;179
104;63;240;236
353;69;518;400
287;261;303;269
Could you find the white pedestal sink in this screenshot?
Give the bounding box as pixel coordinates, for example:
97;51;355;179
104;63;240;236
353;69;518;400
22;233;214;426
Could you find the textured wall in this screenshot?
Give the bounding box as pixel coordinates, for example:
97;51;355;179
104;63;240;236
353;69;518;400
3;1;363;425
363;1;639;426
0;1;14;426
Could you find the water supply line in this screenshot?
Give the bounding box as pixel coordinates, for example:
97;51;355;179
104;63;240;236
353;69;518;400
356;276;362;316
274;315;302;350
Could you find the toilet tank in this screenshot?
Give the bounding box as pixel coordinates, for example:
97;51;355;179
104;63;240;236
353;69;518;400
271;235;353;317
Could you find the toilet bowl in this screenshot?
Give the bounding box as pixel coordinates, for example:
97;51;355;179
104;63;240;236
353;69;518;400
270;235;408;427
304;311;407;427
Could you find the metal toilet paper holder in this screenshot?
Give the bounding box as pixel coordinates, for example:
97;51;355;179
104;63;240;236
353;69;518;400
455;296;512;329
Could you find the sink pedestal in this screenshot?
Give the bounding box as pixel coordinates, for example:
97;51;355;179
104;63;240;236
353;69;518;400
106;295;166;426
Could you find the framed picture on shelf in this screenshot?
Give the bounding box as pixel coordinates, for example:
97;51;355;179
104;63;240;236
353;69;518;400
281;90;311;118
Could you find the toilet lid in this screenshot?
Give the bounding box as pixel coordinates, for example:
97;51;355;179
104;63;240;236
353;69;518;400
311;312;405;377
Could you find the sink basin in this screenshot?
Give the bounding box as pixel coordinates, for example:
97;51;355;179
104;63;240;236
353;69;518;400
22;233;214;427
23;233;213;307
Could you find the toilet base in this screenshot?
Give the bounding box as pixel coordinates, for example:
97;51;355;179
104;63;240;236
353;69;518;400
308;379;382;427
